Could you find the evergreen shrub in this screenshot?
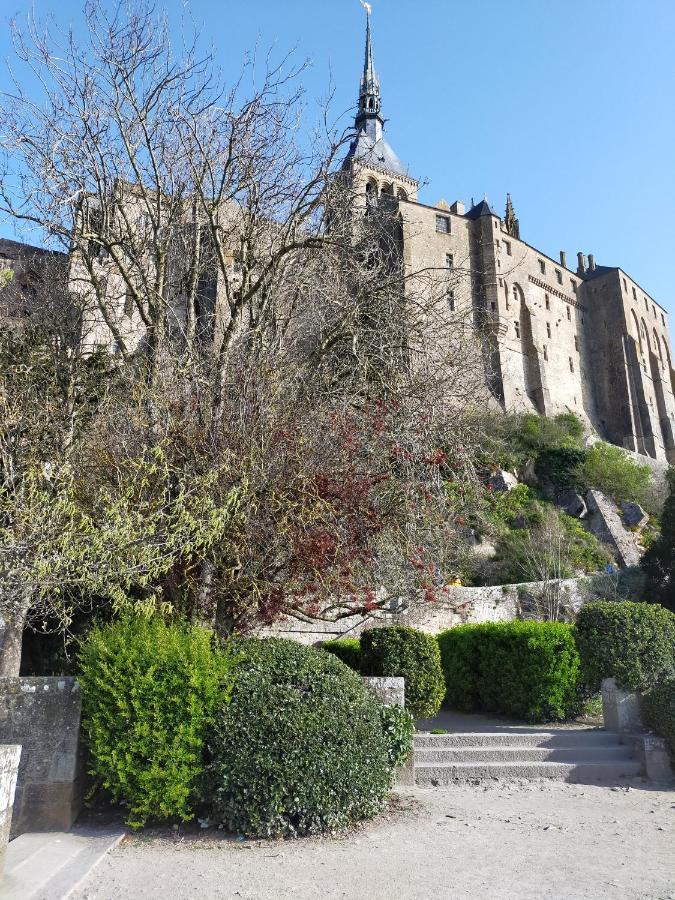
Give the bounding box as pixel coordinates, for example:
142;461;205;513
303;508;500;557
79;616;234;829
437;621;581;722
575;601;675;692
360;626;445;718
642;677;675;762
321;637;362;671
203;638;404;838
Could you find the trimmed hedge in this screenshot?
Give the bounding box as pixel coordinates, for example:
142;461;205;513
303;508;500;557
321;638;362;671
575;601;675;692
360;626;445;718
79;616;234;829
202;638;404;838
437;621;582;723
642;677;675;763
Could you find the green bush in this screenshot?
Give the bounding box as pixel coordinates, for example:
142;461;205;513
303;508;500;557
321;637;362;671
642;677;675;762
581;442;651;505
203;638;402;838
642;468;675;613
378;705;415;769
360;626;445;718
575;601;675;692
79;616;234;829
536;447;586;489
437;621;581;722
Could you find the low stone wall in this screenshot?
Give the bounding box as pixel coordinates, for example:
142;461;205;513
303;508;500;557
0;746;20;878
362;677;404;708
0;677;83;838
260;577;592;645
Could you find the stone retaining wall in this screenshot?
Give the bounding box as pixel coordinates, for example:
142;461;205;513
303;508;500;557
260;577;592;645
0;677;83;838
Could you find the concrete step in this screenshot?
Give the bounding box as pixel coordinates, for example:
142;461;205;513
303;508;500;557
414;730;618;749
414;759;644;785
415;745;634;764
0;829;124;900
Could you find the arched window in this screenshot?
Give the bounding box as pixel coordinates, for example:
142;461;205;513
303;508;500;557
397;188;408;201
381;183;393;196
365;179;378;210
631;310;642;355
512;283;524;304
654;329;664;366
641;318;651;353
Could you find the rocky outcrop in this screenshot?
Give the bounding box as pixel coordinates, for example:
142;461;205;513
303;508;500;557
585;490;642;568
621;501;649;530
488;470;518;493
556;488;587;519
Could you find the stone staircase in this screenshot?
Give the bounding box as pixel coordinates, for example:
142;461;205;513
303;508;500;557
413;729;643;785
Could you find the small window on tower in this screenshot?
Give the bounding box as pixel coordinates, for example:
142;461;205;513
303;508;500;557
436;215;450;234
575;335;579;351
491;301;496;311
571;281;577;294
545;295;550;310
555;269;562;284
446;253;454;269
567;306;571;321
504;241;512;256
514;322;520;338
569;357;574;373
538;259;546;274
448;290;455;311
546;322;552;338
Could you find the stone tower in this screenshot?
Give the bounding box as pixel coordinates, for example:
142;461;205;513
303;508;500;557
343;9;419;204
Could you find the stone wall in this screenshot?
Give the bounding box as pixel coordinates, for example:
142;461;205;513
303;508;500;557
0;677;83;838
259;577;592;645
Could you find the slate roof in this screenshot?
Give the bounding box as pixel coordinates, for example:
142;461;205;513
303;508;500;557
465;199;497;220
344;120;409;178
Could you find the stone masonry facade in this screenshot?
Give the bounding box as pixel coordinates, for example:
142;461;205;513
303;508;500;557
344;11;675;464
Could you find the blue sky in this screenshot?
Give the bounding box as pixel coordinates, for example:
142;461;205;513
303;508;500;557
1;0;674;315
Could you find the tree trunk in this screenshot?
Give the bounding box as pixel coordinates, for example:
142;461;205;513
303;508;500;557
0;611;26;677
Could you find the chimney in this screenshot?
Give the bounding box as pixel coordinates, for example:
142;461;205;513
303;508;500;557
577;252;587;274
560;251;567;269
588;253;596;271
450;200;465;216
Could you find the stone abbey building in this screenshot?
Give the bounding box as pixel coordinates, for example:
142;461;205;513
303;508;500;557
344;12;675;464
2;12;674;465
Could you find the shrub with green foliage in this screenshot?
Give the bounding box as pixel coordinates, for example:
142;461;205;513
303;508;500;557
642;468;675;613
575;601;675;692
536;447;586;489
321;637;362;671
581;442;651;505
79;616;234;829
437;621;581;722
360;626;445;718
642;677;675;762
378;705;415;768
203;638;403;838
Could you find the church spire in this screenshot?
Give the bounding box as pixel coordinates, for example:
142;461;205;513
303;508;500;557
505;194;520;239
356;7;382;128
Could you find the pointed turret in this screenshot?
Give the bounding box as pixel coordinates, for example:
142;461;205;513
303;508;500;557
343;8;416;195
505;194;520;239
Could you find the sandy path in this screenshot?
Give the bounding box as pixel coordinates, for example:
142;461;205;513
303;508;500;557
72;780;674;900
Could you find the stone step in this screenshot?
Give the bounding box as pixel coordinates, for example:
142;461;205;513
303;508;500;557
0;829;124;900
414;745;634;764
414;730;618;749
414;759;644;785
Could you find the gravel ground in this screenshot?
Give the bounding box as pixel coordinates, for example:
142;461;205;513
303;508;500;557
72;779;675;900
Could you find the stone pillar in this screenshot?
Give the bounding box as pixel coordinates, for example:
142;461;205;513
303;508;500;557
0;678;83;837
0;746;21;879
601;677;643;733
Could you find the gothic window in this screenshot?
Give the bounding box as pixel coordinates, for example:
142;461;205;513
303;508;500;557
365;180;378;210
435;215;450;234
381;183;393;196
397;188;408;201
654;330;664;366
512;283;524;304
